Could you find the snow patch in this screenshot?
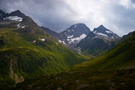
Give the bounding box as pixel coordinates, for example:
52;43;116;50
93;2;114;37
40;38;45;41
92;36;98;40
74;25;77;28
97;33;108;37
76;47;81;52
17;23;25;28
17;23;21;28
67;35;74;39
4;16;23;22
68;30;70;32
67;39;70;41
58;40;66;45
33;40;36;43
68;34;86;44
21;26;25;28
106;31;112;33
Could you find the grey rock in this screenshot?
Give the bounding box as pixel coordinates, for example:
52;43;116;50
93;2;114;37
77;84;89;90
63;82;69;87
57;87;62;90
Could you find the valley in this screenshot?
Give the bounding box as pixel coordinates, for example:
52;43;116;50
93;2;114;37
0;9;135;90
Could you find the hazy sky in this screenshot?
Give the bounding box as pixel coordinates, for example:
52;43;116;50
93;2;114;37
0;0;135;36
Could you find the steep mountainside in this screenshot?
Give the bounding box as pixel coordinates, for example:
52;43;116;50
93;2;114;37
58;23;90;47
41;24;120;56
76;25;120;56
93;25;120;41
41;26;59;39
77;31;135;70
0;10;89;89
16;31;135;90
0;9;7;20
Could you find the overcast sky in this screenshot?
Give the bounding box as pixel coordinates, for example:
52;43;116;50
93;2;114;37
0;0;135;36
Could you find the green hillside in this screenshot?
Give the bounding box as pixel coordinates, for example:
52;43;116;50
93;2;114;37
0;16;89;89
76;31;135;70
15;31;135;90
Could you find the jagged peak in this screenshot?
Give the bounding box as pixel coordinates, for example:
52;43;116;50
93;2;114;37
10;10;22;14
10;10;26;18
93;25;110;32
0;9;6;14
98;25;107;30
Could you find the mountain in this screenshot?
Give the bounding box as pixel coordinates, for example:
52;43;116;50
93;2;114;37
119;31;134;43
0;10;89;89
93;25;120;41
9;10;26;18
76;32;116;56
45;24;120;56
0;9;8;20
76;25;120;56
0;9;26;21
58;23;90;47
79;31;135;70
15;31;135;90
41;26;59;39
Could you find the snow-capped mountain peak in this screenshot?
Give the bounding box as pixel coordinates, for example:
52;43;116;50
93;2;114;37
4;16;23;22
9;10;26;18
93;25;120;40
58;23;91;47
0;10;26;22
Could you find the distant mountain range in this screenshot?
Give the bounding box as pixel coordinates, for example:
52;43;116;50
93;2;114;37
43;23;121;56
16;30;135;90
93;25;120;41
1;9;135;90
76;25;120;55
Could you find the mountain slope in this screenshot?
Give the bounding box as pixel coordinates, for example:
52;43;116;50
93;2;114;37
76;25;119;56
0;10;89;89
78;31;135;70
93;25;120;41
76;32;115;56
15;31;135;90
58;23;90;47
41;26;59;39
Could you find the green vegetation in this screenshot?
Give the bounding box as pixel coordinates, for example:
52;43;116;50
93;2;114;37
15;68;135;90
1;11;135;89
15;31;135;90
77;35;117;56
0;16;89;89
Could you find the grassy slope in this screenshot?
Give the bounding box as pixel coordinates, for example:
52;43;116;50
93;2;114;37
0;17;89;89
75;31;135;70
15;31;135;90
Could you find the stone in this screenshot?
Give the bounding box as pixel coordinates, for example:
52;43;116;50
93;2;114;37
77;84;89;89
63;82;69;87
55;77;61;80
69;71;74;74
57;87;62;90
75;80;79;83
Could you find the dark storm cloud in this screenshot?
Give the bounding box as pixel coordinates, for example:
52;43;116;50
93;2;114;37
131;0;135;3
0;0;135;36
0;0;79;32
101;1;135;35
